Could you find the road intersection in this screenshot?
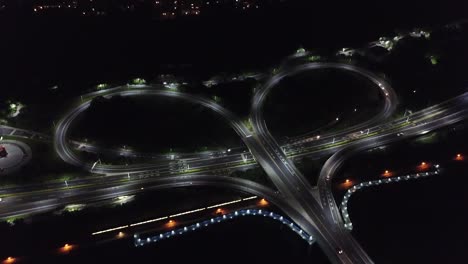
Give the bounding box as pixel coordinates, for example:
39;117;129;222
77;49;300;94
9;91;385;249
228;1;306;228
1;61;467;263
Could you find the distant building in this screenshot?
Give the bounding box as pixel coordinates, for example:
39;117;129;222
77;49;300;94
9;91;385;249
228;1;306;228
0;145;7;158
28;0;281;19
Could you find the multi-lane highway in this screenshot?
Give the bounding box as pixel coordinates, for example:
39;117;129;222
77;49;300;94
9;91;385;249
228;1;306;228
54;88;253;173
248;63;400;263
1;60;468;264
318;92;468;236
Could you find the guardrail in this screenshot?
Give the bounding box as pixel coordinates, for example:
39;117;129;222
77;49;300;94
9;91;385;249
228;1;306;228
134;209;315;247
340;168;440;230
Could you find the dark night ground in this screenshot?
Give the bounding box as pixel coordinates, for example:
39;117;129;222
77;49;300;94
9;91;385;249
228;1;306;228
0;187;330;263
2;1;468;102
264;69;381;140
350;163;468;264
69;95;243;155
1;1;468;263
44;217;330;264
336;124;468;263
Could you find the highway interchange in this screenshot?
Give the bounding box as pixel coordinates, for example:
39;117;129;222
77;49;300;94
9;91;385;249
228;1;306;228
1;60;468;264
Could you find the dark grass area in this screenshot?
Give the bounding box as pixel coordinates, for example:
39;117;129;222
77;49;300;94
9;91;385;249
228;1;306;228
1;88;79;134
334;122;468;263
202;78;257;118
365;23;468;112
295;155;330;186
230;166;276;190
0;138;82;185
263;69;382;140
69;95;243;155
333;122;467;193
0;186;330;264
0;187;245;258
348;162;468;264
44;217;330;264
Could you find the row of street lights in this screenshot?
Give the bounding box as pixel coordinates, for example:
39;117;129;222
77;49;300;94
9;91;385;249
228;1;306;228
343;153;464;185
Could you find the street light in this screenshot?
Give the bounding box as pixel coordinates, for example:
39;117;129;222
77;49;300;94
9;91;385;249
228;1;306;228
166;219;176;228
259;198;268;206
4;257;15;263
60;243;73;253
419;161;428;170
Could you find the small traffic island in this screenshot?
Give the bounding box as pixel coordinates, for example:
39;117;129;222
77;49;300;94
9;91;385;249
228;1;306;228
0;145;7;158
0;140;32;175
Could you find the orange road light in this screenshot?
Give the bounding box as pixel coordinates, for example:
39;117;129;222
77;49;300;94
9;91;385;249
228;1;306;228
455;153;463;161
341;179;353;189
166;219;176;228
59;243;74;253
259;198;268;206
4;257;15;264
117;232;125;238
418;161;429;171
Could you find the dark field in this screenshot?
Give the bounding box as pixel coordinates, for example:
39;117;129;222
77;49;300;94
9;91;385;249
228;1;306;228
70;95;243;155
336;123;468;263
264;69;382;140
45;217;330;264
0;187;330;264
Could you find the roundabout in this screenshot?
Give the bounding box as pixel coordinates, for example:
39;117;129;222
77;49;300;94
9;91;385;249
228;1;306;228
0;140;32;176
